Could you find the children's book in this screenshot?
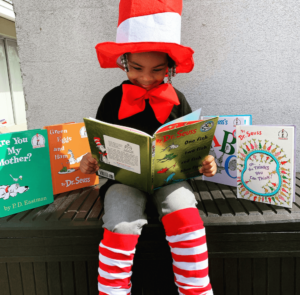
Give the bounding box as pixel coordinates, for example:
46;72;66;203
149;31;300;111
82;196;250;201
84;109;218;194
202;115;252;186
44;122;99;194
0;129;54;217
236;125;296;208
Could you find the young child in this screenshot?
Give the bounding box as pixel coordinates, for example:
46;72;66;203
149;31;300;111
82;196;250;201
80;1;217;294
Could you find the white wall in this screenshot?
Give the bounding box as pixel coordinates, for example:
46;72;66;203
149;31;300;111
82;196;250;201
12;0;300;169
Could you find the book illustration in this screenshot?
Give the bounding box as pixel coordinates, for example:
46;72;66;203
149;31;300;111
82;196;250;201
238;139;292;206
202;115;252;187
67;149;87;165
58;163;76;175
31;133;46;148
161;143;179;152
10;174;23;182
94;137;110;164
237;125;295;208
157;163;176;174
200;120;215;132
164;172;176;183
157;153;178;163
0;183;29;200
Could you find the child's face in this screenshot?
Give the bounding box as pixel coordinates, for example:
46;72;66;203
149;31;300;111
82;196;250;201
126;52;168;91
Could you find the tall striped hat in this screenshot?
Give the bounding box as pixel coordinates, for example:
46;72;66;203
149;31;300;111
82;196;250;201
95;0;194;74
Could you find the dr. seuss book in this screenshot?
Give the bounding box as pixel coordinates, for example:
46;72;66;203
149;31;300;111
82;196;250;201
202;115;252;186
0;129;54;217
84;109;218;194
236;125;296;208
44;122;99;194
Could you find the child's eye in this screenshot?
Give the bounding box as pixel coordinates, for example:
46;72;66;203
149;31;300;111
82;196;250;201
153;68;164;72
132;67;142;71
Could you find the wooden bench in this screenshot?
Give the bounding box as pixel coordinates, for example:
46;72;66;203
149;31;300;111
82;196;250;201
0;174;300;295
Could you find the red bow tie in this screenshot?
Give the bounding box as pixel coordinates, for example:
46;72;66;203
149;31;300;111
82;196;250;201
118;83;180;124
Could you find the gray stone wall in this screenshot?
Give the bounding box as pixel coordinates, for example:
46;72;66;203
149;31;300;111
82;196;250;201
13;0;300;169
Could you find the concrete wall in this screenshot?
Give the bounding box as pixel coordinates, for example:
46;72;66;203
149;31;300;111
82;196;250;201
12;0;300;168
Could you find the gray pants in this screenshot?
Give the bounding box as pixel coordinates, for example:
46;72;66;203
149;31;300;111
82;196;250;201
102;181;197;235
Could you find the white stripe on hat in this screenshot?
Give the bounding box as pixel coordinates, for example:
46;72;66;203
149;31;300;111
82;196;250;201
116;12;181;44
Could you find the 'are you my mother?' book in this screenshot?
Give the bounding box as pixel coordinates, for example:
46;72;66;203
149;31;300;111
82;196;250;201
84;109;218;194
0;129;54;217
236;125;296;208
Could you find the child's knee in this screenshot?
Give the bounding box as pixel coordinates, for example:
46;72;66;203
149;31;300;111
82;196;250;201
153;181;198;219
104;219;148;235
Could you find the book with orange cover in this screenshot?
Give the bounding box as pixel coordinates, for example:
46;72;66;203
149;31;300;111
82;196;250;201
44;122;99;194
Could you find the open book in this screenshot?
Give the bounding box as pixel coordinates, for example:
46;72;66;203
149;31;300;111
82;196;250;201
84;109;218;193
236;125;296;208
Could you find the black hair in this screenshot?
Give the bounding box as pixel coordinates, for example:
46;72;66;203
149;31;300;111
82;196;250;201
167;54;176;68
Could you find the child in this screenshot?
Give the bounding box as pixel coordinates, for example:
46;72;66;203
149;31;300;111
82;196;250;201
80;1;217;294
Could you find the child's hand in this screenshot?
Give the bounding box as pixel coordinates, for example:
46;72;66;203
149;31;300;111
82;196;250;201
79;153;99;174
199;155;217;177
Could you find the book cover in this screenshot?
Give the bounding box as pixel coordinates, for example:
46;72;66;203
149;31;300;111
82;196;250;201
236;125;296;208
0;129;54;217
45;122;99;194
202;115;252;186
84;110;218;193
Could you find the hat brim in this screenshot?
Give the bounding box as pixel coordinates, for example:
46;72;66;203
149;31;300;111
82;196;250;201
95;42;194;74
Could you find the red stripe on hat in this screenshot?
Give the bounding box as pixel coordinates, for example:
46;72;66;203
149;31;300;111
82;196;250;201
101;229;139;251
162;208;203;236
99;261;132;274
99;246;135;261
118;0;182;26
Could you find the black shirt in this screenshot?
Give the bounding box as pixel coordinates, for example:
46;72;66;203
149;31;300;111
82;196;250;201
96;80;192;196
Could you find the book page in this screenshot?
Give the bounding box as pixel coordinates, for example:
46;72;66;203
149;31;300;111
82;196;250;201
103;135;141;174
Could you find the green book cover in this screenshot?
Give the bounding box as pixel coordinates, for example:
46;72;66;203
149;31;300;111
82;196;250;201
84;111;218;194
0;129;54;217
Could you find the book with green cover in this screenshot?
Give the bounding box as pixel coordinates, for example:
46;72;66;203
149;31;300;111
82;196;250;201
84;109;218;194
0;129;54;217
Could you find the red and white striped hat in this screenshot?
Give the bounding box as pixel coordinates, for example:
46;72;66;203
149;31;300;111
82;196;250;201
95;0;194;74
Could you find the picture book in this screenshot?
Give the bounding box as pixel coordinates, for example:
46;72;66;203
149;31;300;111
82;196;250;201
202;115;252;186
44;122;99;194
0;129;54;217
84;109;218;194
236;125;296;208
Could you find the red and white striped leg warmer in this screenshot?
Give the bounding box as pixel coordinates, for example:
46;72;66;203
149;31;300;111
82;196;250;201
98;229;139;295
162;208;213;295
